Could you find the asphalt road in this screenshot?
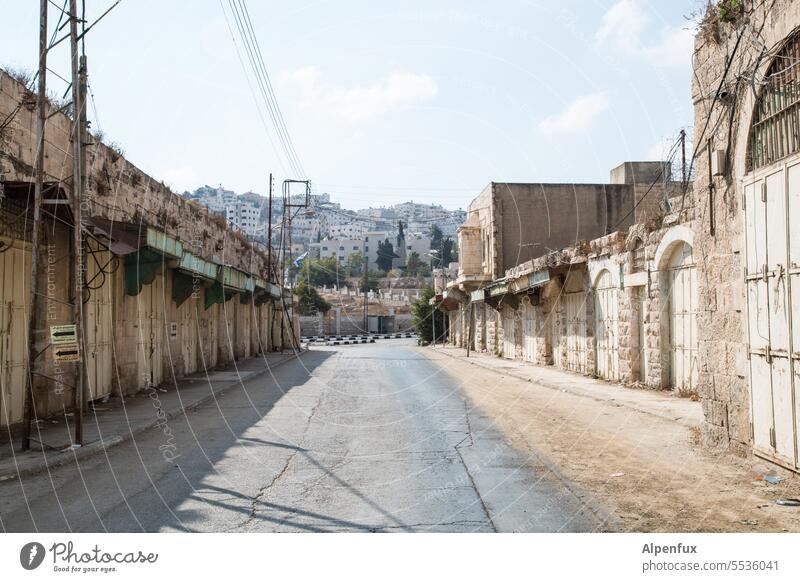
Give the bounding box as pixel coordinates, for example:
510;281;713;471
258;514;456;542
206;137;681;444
0;341;597;532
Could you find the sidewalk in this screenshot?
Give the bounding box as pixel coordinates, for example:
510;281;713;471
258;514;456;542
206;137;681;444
0;349;304;482
432;345;702;428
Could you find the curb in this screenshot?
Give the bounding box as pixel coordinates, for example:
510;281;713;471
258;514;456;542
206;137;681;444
0;351;304;482
431;347;699;429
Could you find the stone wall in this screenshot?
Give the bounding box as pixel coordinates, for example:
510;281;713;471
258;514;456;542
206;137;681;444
690;0;800;454
0;69;289;425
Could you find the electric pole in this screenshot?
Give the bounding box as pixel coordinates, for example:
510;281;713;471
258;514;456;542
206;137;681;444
69;0;87;446
267;173;273;280
22;0;49;451
363;240;368;333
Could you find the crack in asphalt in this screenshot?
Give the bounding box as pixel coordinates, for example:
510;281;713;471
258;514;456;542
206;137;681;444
453;396;497;533
236;391;326;531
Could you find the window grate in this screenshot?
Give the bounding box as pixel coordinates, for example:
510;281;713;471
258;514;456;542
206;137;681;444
748;32;800;171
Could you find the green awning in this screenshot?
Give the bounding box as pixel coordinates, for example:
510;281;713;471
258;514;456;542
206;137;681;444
124;248;165;296
119;224;184;296
146;228;183;259
218;265;251;293
488;282;509;297
172;270;198;307
527;269;550;289
178;252;218;281
205;281;235;310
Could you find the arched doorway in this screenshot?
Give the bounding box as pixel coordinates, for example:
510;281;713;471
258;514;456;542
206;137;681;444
667;242;698;393
594;269;619;381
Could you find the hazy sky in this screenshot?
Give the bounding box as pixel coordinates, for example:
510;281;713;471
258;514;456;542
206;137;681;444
1;0;702;210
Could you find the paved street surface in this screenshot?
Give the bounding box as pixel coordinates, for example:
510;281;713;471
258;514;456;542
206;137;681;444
0;341;598;532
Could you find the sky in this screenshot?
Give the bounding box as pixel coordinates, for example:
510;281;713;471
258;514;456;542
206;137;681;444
0;0;703;210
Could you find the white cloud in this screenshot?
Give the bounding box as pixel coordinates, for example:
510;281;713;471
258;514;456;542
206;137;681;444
595;0;648;52
595;0;693;68
280;67;438;123
538;91;610;134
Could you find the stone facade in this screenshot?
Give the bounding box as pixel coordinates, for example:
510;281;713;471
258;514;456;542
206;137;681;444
0;69;294;427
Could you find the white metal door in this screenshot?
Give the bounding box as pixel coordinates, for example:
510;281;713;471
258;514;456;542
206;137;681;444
522;303;536;362
502;309;515;359
669;242;698;393
789;163;800;468
746;166;799;468
0;245;29;426
136;273;165;390
84;242;113;401
181;297;199;375
595;270;620;381
564;292;588;373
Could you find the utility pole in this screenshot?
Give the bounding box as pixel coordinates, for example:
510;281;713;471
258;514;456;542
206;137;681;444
266;173;273;280
22;0;49;451
363;241;368;333
680;129;686;184
466;302;474;358
432;301;436;347
69;0;87;446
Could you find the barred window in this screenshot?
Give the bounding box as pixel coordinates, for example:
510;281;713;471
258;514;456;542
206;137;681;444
631;237;645;272
748;31;800;170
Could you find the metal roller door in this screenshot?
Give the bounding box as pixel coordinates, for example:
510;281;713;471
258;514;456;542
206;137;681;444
595;270;620;381
0;245;29;426
180;297;199;375
135;273;165;390
84;240;113;401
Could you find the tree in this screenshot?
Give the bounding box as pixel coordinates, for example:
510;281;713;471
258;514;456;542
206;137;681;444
298;256;341;287
376;238;398;273
347;251;364;277
294;281;331;315
430;224;443;249
406;251;421;275
412;287;446;344
358;270;381;293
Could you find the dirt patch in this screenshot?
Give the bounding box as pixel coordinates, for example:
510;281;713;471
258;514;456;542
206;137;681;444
423;348;800;533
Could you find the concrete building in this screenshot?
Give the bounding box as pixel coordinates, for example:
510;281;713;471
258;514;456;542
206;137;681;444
0;69;296;429
225;197;261;236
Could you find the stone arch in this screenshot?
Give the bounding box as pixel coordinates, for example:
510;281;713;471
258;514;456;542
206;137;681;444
588;260;621;290
653;225;694;272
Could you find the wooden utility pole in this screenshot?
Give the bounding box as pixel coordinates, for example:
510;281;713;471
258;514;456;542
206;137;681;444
22;0;49;451
69;0;87;445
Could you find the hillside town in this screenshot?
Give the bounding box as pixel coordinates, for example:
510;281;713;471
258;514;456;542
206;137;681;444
2;0;800;555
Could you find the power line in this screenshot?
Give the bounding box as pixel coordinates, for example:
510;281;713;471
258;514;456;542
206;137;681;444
221;0;306;178
238;0;305;176
218;0;288;176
